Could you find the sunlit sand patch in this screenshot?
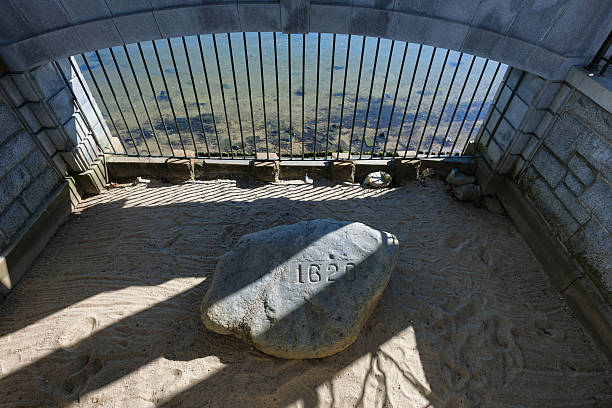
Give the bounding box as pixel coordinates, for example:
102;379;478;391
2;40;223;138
0;179;609;406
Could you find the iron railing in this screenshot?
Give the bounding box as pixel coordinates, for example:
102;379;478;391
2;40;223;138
66;32;507;160
586;30;612;76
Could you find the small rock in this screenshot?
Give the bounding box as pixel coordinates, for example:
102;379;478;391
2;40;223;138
364;171;392;188
445;169;476;186
201;219;399;359
421;167;434;178
133;177;151;185
453;183;481;201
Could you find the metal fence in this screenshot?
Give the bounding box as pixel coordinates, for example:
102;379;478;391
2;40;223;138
65;32;507;160
586;30;612;76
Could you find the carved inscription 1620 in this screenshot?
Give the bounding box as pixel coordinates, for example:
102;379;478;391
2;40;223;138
294;261;356;283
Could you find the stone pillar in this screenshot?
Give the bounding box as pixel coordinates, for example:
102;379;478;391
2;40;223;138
477;67;566;178
0;58;116;174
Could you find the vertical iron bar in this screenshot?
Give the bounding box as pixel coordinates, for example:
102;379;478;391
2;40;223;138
416;48;450;155
394;44;423;157
122;45;162;155
137;43;174;156
600;57;611;76
462;61;503;155
382;42;408;157
336;35;352;155
426;52;464;157
313;33;321;158
273;33;281;157
183;36;210;158
325;33;337;159
258;32;270;160
475;63;507;151
197;35;222;156
242;33;257;157
451;59;490;155
63;58;117;154
227;33;247;158
371;39;395;159
152;40;187;156
301;33;306;159
108;48;151;156
168;38;198;157
405;47;437;158
348;35;367;158
438;55;477;155
586;30;612;71
94;50;140;155
359;37;381;159
288;34;293;159
212;34;234;158
82;53;126;154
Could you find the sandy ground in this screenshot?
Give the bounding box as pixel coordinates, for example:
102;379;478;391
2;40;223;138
0;178;610;407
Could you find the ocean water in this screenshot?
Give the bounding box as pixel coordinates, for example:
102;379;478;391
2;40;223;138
78;32;506;158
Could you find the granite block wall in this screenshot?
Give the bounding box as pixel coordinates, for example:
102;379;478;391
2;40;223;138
521;89;611;303
480;66;612;304
0;98;62;251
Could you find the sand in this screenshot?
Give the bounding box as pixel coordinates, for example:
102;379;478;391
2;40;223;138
0;178;610;407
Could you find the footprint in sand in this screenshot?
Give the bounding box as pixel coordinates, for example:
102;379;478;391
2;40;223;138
35;317;103;400
56;316;97;348
422;292;525;405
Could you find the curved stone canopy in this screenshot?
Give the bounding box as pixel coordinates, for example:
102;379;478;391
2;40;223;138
0;1;611;79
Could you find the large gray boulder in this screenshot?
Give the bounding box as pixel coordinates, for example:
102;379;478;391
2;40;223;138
201;219;399;359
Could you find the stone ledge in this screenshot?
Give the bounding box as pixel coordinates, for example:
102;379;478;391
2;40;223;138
0;181;71;298
194;159;251;179
105;156;477;184
107;156;193;183
329;161;355;183
252;160;279;182
74;155;107;195
563;276;612;362
565;67;612;114
497;177;611;362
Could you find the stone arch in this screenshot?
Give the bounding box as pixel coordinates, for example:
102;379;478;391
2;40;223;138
0;1;610;80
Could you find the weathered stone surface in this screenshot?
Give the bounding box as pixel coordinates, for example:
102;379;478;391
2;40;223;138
543;112;587;162
329;161;355;183
390;159;418;185
445;169;476;186
452;183;481;201
201;219;399;359
252;160;279;182
532;147;565;187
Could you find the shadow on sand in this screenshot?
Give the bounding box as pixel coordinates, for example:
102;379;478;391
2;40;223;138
0;181;609;407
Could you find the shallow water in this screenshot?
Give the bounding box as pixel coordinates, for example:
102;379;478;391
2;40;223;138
79;33;506;158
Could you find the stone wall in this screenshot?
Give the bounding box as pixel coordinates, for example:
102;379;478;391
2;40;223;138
0;60;109;175
478;68;565;176
0;0;610;80
0;98;62;250
480;67;611;304
0;57;114;253
521;89;611;304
